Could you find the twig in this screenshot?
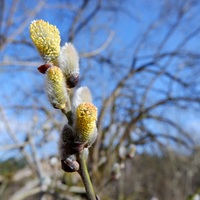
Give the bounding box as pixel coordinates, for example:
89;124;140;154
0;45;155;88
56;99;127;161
10;186;42;200
77;150;96;200
0;143;27;150
28;133;44;183
0;0;45;51
0;60;42;67
0;106;33;169
80;31;115;58
61;108;73;126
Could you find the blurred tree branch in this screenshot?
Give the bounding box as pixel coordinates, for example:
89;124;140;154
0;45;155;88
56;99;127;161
1;0;200;199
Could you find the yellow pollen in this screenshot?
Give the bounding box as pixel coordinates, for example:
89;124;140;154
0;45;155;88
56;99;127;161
30;20;60;62
75;103;98;141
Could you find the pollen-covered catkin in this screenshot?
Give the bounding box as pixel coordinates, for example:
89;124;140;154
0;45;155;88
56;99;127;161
29;20;61;63
46;66;69;109
74;102;98;145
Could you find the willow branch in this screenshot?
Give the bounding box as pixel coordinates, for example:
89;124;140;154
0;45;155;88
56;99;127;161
77;150;96;200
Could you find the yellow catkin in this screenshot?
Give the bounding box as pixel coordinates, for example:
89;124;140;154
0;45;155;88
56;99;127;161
46;66;68;109
75;102;98;142
29;20;61;62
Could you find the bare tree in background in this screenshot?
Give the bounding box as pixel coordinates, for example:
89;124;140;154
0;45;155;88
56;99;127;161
0;0;200;199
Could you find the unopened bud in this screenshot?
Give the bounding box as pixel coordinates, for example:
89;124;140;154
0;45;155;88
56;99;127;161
111;163;121;180
61;124;75;144
74;102;98;146
61;156;79;172
59;124;85;160
59;125;80;173
58;43;79;88
127;144;136;158
49;156;58;167
30;20;60;63
120;162;125;170
46;66;69;109
118;145;127;160
38;63;52;74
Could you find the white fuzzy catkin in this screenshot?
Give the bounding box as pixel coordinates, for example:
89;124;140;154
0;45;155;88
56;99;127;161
58;43;79;77
72;86;93;111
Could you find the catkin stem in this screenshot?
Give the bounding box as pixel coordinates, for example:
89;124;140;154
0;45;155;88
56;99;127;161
61;108;73;126
77;151;96;200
